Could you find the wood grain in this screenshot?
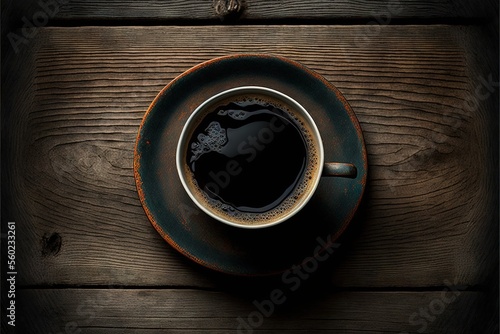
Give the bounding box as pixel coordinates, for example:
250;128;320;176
4;25;497;289
11;0;499;21
18;288;496;333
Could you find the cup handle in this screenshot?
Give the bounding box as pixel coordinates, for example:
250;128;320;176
322;162;357;178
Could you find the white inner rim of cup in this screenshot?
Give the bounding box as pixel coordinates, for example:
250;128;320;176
176;86;325;229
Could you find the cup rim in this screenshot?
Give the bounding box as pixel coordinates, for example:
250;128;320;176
176;86;324;229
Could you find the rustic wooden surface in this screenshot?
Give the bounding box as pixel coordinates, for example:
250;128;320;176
6;0;499;21
18;289;496;333
2;0;498;333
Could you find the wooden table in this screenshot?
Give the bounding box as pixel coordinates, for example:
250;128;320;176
2;0;498;332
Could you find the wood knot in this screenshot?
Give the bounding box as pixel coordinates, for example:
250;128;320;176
213;0;244;18
42;232;62;256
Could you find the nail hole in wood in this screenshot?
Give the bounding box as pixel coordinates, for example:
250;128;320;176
213;0;244;19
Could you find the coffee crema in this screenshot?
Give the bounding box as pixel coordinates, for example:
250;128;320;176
182;94;320;225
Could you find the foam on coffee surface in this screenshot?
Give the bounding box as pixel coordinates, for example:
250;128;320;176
190;121;228;161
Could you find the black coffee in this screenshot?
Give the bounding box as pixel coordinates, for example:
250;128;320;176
184;94;318;224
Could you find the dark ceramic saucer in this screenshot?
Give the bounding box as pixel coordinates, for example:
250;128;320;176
134;54;367;275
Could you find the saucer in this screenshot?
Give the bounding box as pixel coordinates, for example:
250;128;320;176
134;54;367;275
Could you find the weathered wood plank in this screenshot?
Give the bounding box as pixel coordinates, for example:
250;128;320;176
18;288;496;333
4;25;497;287
9;0;499;22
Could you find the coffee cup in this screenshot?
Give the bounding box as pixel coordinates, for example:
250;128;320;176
176;86;357;229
